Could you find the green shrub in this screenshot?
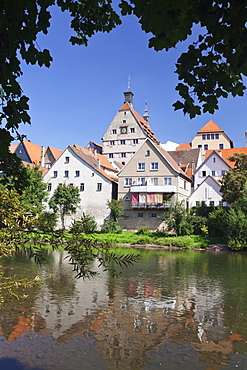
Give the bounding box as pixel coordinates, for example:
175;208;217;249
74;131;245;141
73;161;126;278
70;213;97;234
37;212;58;232
136;227;150;235
101;219;122;234
228;238;247;250
135;235;153;244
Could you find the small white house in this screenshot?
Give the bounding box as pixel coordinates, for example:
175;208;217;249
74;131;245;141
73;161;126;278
188;176;228;207
43;145;118;229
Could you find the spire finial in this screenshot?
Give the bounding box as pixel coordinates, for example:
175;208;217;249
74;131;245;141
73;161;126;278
127;75;131;91
143;100;149;122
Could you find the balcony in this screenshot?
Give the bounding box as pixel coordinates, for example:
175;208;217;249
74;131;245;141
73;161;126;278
130;185;176;193
131;202;173;209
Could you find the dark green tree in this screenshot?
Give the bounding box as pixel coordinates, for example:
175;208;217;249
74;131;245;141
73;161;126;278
220;154;247;205
49;183;81;229
107;199;123;222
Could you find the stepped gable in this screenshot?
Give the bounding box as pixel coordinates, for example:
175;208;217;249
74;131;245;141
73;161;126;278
205;147;247;168
119;102;160;144
176;143;191;150
70;145;118;182
197;120;224;133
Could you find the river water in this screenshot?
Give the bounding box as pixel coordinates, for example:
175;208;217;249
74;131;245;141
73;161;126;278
0;248;247;370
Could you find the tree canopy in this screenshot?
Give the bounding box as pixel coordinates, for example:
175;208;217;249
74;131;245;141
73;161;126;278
220;153;247;204
2;0;247;167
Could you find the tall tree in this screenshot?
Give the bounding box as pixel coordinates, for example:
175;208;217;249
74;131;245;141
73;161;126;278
49;183;81;229
220;153;247;205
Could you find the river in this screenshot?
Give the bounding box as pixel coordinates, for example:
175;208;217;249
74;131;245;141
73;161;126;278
0;248;247;370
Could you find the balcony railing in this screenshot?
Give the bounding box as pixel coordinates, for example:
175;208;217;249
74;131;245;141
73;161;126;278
131;202;173;209
130;185;176;193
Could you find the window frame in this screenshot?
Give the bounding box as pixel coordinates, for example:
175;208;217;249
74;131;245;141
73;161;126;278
150;162;158;171
137;162;145;171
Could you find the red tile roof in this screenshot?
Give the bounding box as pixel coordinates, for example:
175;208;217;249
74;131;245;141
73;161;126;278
73;145;118;173
176;143;192;150
47;146;63;161
119;102;160;144
21;140;42;164
197;120;223;133
205;147;247;168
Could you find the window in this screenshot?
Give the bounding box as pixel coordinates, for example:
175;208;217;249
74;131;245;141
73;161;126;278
133;139;138;144
112;129;117;134
146;150;150;156
151;162;158;170
219;201;223;206
138;213;143;218
123;120;126;123
164;177;172;186
207;134;210;139
215;134;219;139
120;140;126;145
97;183;102;191
219;144;224;149
130;128;135;133
150;177;158;185
64;170;69;177
212;170;215;176
151;213;157;218
198;145;202;148
109;153;114;158
202;171;207;177
110;140;115;145
196;201;200;206
69;183;73;187
138;178;145;186
65;156;69;163
202;134;206;140
211;134;215;139
53;171;58;178
222;170;227;175
80;183;85;192
121;153;126;157
137;162;145;171
210;201;214;206
204;144;208;150
47;183;52;191
125;178;132;186
213;157;216;163
75;170;80;177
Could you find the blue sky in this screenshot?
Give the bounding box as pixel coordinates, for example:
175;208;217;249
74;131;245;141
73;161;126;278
19;5;247;151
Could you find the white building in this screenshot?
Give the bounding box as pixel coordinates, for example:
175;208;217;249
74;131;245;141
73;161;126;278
43;145;118;229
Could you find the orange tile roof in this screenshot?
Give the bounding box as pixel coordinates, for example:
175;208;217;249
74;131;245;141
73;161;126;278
197;120;223;133
176;143;192;150
205;147;247;168
70;145;118;182
9;144;17;153
73;145;118;173
21;140;42;164
119;102;160;144
46;146;63;160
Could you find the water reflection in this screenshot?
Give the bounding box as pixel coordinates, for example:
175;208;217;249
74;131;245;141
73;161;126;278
0;249;247;369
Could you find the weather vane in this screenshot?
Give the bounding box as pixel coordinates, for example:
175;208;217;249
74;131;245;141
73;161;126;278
127;75;131;91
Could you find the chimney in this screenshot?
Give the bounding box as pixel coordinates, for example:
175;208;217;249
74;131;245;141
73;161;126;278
40;146;45;167
97;158;101;169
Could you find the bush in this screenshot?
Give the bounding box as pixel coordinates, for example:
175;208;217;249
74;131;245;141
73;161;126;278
135;235;153;244
101;219;122;234
37;212;58;232
136;227;150;235
70;213;97;234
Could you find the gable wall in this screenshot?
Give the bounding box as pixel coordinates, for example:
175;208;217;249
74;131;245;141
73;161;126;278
43;147;112;229
194;153;230;187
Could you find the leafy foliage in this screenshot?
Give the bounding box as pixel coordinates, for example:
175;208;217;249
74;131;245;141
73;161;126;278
70;213;98;234
101;218;122;234
107;199;123;221
220;154;247;204
136;227;150;235
49;183;81;229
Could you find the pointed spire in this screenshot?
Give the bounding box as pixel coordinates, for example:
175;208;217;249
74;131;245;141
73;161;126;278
123;75;134;108
143;100;149;122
